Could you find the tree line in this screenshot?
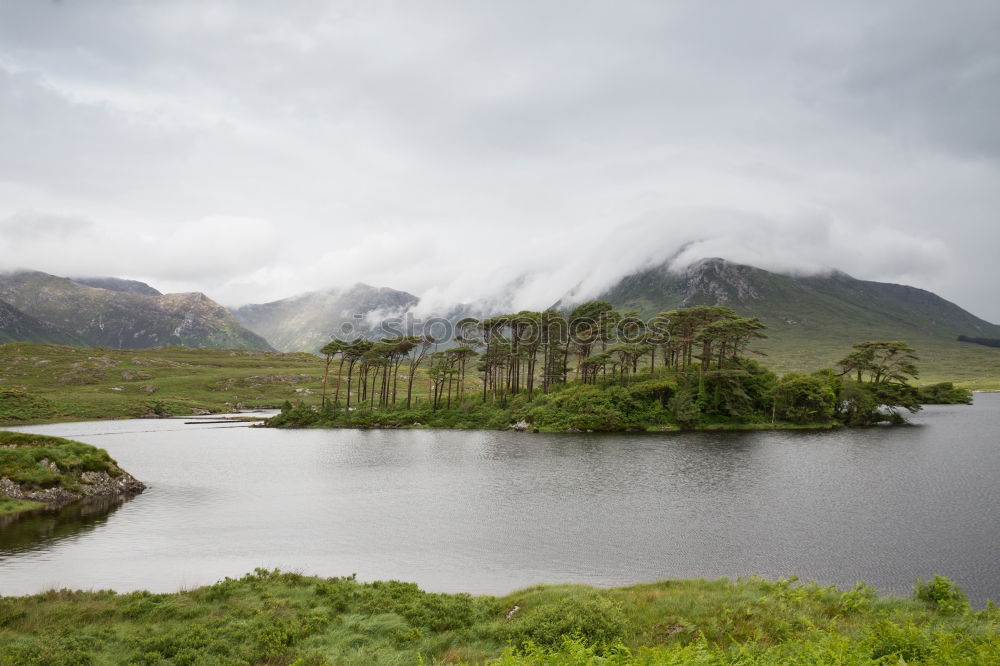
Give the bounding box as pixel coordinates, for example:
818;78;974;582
316;302;769;411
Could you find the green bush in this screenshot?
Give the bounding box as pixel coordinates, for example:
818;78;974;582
506;594;628;649
772;373;836;424
914;574;969;614
918;382;974;404
867;620;933;662
526;385;635;431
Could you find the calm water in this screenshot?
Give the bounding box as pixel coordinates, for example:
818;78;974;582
2;395;998;604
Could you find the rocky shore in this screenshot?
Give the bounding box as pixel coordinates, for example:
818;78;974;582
0;431;146;512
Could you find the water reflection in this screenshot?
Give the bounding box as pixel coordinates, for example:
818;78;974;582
0;494;138;555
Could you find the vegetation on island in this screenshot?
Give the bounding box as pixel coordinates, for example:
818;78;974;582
0;569;996;664
0;431;143;516
270;303;946;432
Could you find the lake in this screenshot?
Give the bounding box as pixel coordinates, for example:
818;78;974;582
2;394;998;604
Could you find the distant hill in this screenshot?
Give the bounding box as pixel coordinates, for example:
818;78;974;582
231;283;418;353
586;257;1000;384
0;299;82;345
0;271;272;351
72;277;162;296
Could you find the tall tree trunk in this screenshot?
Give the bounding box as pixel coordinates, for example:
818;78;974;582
334;357;345;407
321;356;332;408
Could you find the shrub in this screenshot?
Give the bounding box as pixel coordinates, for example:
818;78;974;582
867;620;933;662
663;385;697;429
528;385;633;431
918;382;973;404
506;595;628;649
772;373;836;424
913;574;969;614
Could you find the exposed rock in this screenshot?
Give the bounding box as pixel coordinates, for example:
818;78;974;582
140;385;158;393
191;408;212;415
508;419;530;432
0;464;145;506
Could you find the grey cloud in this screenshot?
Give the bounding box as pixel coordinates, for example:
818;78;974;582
0;0;998;320
0;211;94;240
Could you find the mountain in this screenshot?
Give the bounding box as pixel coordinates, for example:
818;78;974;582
596;257;1000;338
588;257;1000;383
72;277;162;296
231;283;419;352
0;271;273;351
0;299;82;345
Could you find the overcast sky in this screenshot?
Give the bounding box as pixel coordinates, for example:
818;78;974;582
1;0;998;320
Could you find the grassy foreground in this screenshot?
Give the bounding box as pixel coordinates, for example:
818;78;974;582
0;570;996;665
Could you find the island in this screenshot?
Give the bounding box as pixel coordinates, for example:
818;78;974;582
267;303;974;432
0;431;145;518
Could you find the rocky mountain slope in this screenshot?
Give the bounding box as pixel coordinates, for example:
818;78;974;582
0;299;82;345
588;257;1000;381
0;271;272;350
596;257;1000;339
231;283;418;352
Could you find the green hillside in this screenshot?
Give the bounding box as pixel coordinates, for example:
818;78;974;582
596;258;1000;388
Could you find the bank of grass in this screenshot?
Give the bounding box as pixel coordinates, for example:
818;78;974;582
0;569;996;664
0;342;330;424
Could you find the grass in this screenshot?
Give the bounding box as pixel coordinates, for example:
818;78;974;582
0;496;44;516
0;569;996;664
0;342;329;424
0;430;122;492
